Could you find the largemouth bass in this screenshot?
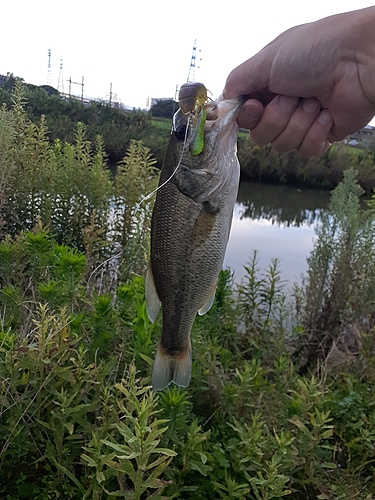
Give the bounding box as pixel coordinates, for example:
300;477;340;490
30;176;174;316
146;82;242;390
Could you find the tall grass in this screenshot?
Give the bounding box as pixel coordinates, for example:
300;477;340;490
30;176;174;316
294;168;375;372
2;85;375;498
0;83;156;293
2;233;375;497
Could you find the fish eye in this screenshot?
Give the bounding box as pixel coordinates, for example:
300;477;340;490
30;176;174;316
174;125;187;141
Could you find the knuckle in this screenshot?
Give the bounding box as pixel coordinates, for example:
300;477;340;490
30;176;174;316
250;129;270;146
298;141;324;157
271;140;293;153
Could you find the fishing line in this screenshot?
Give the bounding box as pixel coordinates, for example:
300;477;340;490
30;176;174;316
133;114;191;209
86;115;192;293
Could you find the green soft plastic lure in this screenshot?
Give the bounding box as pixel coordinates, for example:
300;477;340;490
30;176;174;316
191;107;206;155
178;83;208;156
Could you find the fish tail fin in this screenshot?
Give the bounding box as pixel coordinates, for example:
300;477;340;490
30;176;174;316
152;344;192;391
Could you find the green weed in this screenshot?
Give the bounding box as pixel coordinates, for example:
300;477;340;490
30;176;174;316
2;85;375;498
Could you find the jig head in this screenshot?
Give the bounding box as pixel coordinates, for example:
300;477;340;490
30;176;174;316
178;82;208;155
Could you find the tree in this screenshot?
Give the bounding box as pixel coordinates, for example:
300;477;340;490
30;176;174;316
151;99;177;118
2;73;23;91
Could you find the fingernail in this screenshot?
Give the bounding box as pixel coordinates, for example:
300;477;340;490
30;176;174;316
318;110;333;126
302;98;320;113
278;95;299;110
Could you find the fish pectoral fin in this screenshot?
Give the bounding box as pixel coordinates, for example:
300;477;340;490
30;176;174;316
145;263;161;323
152;344;192;391
198;284;216;316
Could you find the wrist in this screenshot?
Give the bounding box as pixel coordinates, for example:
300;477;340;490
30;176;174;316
345;6;375;106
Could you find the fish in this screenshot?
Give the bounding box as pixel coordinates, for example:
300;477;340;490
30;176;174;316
146;82;242;391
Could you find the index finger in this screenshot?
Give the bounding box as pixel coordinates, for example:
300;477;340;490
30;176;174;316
222;53;273;99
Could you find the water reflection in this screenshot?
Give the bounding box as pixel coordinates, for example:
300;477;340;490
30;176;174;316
224;182;332;286
236;182;330;227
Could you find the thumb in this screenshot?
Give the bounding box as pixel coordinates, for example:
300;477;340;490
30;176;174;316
237;99;264;129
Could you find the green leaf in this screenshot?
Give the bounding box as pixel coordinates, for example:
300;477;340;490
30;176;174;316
321;462;337;469
189;459;211;476
64;422;74;435
321;429;334;439
50;456;84;492
288;416;314;440
196;451;208;464
143;426;169;446
153;448;177;457
139;352;153;365
146;454;173;470
96;471;105;484
112;459;136;478
35;418;54;431
81;453;97;468
115;423;135;441
101;439;140;458
66;403;93;415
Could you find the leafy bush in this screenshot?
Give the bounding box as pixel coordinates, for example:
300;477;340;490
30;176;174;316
2;83;375;498
294;168;375;371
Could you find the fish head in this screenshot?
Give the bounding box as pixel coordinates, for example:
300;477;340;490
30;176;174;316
168;88;243;202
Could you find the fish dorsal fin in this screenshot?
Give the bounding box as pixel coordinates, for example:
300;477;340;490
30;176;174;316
145;262;161;323
198;284;216;316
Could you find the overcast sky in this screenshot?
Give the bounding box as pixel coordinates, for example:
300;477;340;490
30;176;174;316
2;0;375;120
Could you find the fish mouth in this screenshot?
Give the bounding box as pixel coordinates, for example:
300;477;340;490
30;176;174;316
183;97;242;172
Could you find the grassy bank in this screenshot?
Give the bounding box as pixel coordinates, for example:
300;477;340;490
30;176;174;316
2;81;375;190
1;84;375;498
237;135;375;192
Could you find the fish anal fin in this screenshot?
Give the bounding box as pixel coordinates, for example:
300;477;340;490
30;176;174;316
152;344;192;391
198;284;216;316
145;262;161;323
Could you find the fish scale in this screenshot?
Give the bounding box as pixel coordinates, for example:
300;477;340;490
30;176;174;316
146;83;242;390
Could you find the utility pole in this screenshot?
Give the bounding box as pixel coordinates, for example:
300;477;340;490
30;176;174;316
173;84;179;114
57;57;64;93
67;76;84;102
187;40;202;82
47;48;52;85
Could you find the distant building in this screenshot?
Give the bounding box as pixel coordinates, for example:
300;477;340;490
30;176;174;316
0;73;10;87
150;97;174;108
346;124;375;146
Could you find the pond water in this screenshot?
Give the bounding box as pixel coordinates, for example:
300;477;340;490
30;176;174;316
223;182;332;287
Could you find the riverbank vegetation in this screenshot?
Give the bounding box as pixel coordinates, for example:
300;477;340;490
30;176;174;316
0;76;168;166
237;135;375;192
2;76;375;190
2;84;375;498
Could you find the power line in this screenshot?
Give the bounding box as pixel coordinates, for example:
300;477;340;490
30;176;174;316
67;76;84;102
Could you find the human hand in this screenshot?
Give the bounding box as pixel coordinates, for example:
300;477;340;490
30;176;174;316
223;7;375;156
